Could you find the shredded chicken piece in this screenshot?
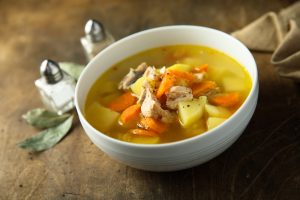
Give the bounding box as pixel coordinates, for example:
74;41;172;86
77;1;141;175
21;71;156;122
137;78;154;104
205;87;220;97
143;66;160;81
194;73;205;82
166;86;193;109
118;62;148;90
137;67;161;104
141;88;175;123
159;66;166;74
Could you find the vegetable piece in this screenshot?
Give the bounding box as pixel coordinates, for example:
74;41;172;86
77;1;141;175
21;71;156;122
205;104;231;118
86;102;120;131
192;81;217;97
222;76;246;92
207;117;226;130
108;92;137;112
17;116;73;152
193;64;208;73
22;108;70;129
210;92;240;107
207;66;227;81
130;129;158;137
156;72;176;98
139;117;168;134
122;132;160;144
120;104;141;124
182;119;206;137
130;76;146;96
168;63;194;72
168;69;195;82
59;62;84;80
178;96;207;127
101;93;121;105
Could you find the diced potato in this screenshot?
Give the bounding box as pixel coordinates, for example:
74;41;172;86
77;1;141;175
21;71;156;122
199;96;208;104
222;76;246;92
130;76;146;96
207;66;227;82
178;97;207;127
85;102;120;131
101;93;121;105
122;133;160;144
207;117;227;130
168;63;193;72
205;104;231;118
182;119;206;137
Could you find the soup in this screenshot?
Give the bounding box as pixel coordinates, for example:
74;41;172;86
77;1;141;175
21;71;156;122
85;45;252;144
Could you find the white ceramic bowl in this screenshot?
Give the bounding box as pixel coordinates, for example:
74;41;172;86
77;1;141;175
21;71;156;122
75;25;258;172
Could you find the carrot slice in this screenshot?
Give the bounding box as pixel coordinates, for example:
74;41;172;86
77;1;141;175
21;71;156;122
139;117;167;134
192;81;217;97
156;72;176;98
108;92;137;112
193;64;208;73
210;92;241;107
168;69;195;82
120;104;141;124
130;129;158;137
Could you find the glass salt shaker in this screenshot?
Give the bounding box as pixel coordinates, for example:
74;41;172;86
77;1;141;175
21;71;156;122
35;59;76;114
80;19;115;62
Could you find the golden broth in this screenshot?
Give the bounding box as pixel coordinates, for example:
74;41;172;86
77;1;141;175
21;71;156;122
85;45;252;144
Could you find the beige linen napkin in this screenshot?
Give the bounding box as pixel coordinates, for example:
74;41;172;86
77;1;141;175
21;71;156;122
231;2;300;81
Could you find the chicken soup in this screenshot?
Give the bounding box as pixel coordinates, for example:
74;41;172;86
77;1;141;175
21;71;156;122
85;45;252;144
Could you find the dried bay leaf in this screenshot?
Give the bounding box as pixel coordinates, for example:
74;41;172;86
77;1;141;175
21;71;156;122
17;116;73;152
22;108;70;129
59;62;84;80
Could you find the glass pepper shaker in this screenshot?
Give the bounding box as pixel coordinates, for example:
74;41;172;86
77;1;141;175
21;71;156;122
35;59;76;114
80;19;115;62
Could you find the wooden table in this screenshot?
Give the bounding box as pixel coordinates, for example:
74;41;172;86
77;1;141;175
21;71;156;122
1;0;299;199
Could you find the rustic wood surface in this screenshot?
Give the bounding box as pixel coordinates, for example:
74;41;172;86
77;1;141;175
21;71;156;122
0;0;299;199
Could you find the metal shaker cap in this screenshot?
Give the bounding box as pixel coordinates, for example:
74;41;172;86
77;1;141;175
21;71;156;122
84;19;105;42
40;59;63;84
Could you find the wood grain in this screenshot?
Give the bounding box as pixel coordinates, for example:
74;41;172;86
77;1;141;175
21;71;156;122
0;0;299;199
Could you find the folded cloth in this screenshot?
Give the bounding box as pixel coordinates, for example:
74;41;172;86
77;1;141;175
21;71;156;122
231;2;300;81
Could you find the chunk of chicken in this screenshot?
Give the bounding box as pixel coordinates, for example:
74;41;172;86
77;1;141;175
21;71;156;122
118;62;148;90
143;66;160;82
137;67;161;104
141;88;175;123
194;73;205;82
166;86;193;109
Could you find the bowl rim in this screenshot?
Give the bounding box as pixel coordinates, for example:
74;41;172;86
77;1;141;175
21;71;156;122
75;25;258;149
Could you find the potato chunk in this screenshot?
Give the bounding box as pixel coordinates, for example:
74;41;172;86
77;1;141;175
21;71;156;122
222;76;246;92
168;64;193;72
130;76;146;96
178;96;207;127
205;104;231;118
121;133;160;144
207;117;226;130
86;102;120;131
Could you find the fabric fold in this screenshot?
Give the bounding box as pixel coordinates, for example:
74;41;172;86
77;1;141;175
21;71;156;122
231;2;300;81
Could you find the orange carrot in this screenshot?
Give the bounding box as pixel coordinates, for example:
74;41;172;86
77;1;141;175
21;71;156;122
130;129;158;137
193;64;208;73
192;81;217;97
156;73;176;98
139;117;167;134
108;92;137;112
168;69;195;82
210;92;241;107
120;104;141;124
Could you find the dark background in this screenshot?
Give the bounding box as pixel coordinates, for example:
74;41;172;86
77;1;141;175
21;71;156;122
0;0;299;199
